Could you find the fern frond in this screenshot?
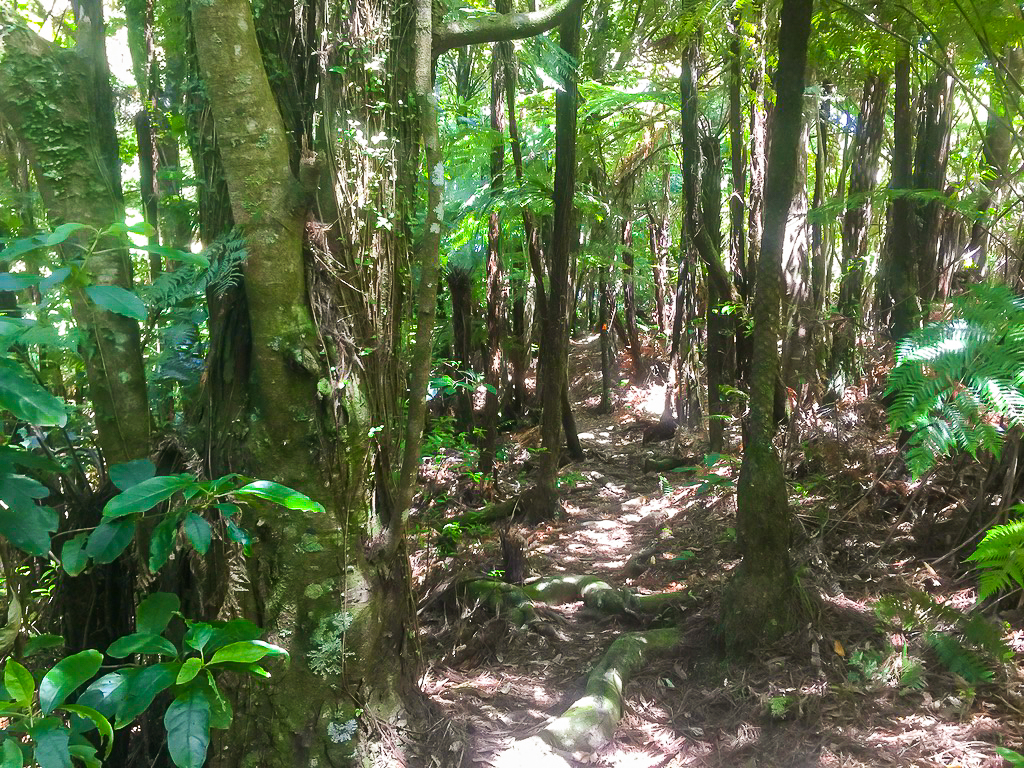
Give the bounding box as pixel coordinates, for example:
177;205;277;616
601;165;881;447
926;632;994;683
967;517;1024;600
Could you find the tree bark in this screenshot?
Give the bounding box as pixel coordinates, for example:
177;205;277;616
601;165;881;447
720;0;812;651
827;73;888;392
532;4;582;517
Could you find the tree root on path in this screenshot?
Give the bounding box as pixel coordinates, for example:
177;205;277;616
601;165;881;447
460;573;693;629
539;627;682;753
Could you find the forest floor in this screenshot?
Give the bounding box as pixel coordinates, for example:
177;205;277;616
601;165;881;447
410;336;1024;768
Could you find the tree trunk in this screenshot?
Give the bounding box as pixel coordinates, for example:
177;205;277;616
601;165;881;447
720;0;812;652
479;6;511;476
883;49;920;343
447;266;476;431
619;199;646;383
827;73;888;393
912;69;955;306
532;4;582;517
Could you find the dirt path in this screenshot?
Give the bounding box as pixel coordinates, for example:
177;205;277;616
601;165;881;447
412;337;1024;768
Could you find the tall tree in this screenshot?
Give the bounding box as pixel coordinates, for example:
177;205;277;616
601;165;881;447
720;0;813;650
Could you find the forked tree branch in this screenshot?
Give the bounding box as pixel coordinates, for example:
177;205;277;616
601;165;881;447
433;0;583;57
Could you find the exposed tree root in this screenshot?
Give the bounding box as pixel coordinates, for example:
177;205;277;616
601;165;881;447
539;627;682;753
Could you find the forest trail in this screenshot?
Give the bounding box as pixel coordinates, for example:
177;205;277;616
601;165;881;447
412;337;1024;768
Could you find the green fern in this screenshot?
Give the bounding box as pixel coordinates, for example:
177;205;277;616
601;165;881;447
925;632;994;683
874;591;1010;683
966;516;1024;600
886;282;1024;478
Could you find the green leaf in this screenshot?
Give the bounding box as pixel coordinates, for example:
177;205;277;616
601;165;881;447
164;688;210;768
183;624;214;653
134;244;210;268
29;720;71;768
60;534;89;576
38;650;102;714
208;640;287;666
23;635;63;658
136;592;179;636
102;221;154;239
199;671;232;730
176;658;203;686
183;513;211;555
205;619;261;654
106;633;178;659
148;515;180;573
103;474;193;519
0;274;39;293
60;704;113;756
76;671;136;720
0;359;67;426
234;481;324;513
115;663;178;728
4;660;34;707
213;503;240;518
45;223;91;246
225;519;251;555
85;285;147;323
0;739;23;768
38;266;71;297
0;473;57;555
85;518;135;564
109;459;156;491
67;744;100;768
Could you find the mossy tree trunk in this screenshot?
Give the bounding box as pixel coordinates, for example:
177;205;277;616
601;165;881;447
720;0;812;652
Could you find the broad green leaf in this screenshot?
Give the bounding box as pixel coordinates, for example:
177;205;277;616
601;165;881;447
60;705;113;756
205;619;261;655
208;640;287;666
60;534;89;576
137;592;180;636
101;221;154;238
67;744;100;768
45;223;91;246
0;447;57;474
0;274;39;293
0;473;56;555
0;739;23;768
200;671;232;730
225;519;251;555
0;359;67;426
3;661;34;707
176;658;203;686
23;634;63;657
234;481;325;514
148;515;179;573
134;244;210;268
109;459;156;491
85;519;134;564
38;650;102;714
183;514;211;555
85;285;146;323
106;633;178;659
38;267;71;297
0;233;48;261
183;624;214;653
103;474;193;519
214;503;240;518
115;663;178;728
76;671;136;719
164;688;210;768
29;720;71;768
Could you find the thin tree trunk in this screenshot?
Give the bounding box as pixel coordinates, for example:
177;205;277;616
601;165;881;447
827;73;888;392
885;49;920;342
532;3;581;517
